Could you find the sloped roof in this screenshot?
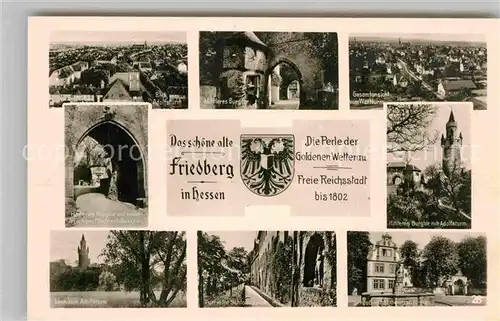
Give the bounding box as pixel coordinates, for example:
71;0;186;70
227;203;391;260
225;31;268;50
107;72;148;93
442;79;477;91
387;162;406;168
387;162;421;172
404;164;421;172
103;78;134;99
54;66;75;78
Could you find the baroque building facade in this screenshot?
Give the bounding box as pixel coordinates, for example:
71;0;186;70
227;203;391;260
366;233;412;294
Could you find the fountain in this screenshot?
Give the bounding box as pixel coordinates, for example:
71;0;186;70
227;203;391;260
361;263;435;307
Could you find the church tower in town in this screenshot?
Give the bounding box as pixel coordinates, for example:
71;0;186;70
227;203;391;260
77;234;90;269
441;110;463;176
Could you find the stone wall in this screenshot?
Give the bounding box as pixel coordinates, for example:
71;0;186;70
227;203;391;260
64;104;148;203
296;231;336;306
249;231;293;305
261;33;326;108
363;293;435;307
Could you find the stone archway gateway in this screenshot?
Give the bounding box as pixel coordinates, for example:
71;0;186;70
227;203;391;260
76;120;146;205
262;57;304;109
65;104;148;212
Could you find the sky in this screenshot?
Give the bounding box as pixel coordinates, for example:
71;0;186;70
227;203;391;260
50;230;110;266
50;30;187;44
350;33;486;43
387;103;472;171
209;231;258;252
368;231;485;250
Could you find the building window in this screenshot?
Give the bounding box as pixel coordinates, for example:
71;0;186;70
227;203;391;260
389;264;396;274
373;279;385;290
382;248;392;257
375;263;385;273
388;280;395;289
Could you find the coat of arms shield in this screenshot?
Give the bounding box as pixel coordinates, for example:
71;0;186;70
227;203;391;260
240;134;295;196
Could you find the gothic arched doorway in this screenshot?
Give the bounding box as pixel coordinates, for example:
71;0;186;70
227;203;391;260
262;57;304;109
303;233;325;287
75;120;146;207
453;279;466;295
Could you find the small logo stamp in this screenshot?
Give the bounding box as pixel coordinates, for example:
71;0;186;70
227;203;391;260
471;295;483;305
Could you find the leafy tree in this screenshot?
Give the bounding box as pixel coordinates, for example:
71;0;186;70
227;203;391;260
80;69;109;88
347;232;372;294
421;236;459;287
199;32;227;86
387;103;439;154
457;236;487;288
226;247;249;275
424;163;471;219
406;80;423;98
197;232;226;307
399;240;426;287
270;237;293;304
98;271;117;291
224;246;249;296
100;231;186;307
305;33;339;85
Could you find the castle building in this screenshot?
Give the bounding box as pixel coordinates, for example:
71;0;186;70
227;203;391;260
77;234;90;269
386;162;422;195
441;110;463;176
366;233;412;294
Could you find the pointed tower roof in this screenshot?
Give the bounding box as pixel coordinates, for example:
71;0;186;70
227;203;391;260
448;110;456;123
81;234;86;242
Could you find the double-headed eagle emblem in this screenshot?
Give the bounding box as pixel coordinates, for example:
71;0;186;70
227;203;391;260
240;135;295;196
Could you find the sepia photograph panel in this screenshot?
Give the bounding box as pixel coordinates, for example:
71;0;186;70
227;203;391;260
49;31;188;109
347;231;487;307
349;33;487;110
386;102;472;229
197;231;337;308
199;31;339;110
64;103;148;228
50;230;187;308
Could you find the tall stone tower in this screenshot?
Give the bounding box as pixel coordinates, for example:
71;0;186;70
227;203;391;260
441;110;463;176
78;234;90;269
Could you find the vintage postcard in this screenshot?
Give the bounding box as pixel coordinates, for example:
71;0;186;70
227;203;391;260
347;231;487;307
349;33;487;110
50;230;187;308
198;231;336;307
49;31;188;109
199;31;339;110
27;17;499;321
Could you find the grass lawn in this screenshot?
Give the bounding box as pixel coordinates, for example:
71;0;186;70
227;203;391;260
50;290;187;308
348;295;361;307
434;295;487;306
203;288;245;308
